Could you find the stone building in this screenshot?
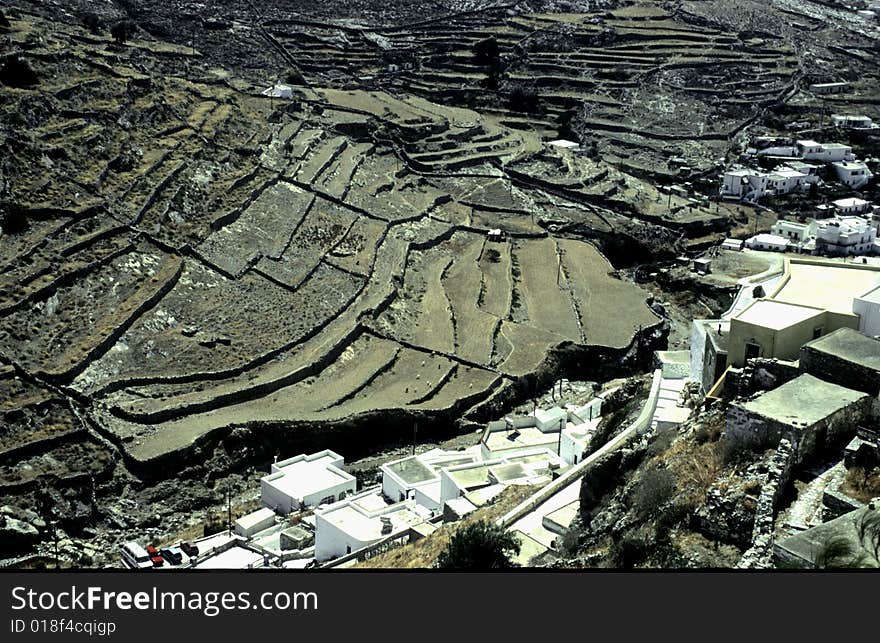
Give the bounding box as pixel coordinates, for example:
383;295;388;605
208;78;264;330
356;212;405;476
800;327;880;396
726;374;872;464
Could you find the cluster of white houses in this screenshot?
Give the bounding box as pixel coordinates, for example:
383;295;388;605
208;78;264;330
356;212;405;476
722;136;874;202
214;395;618;565
742;198;879;256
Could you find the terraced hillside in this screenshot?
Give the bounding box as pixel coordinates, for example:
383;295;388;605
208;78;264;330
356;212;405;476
2;0;876;563
0;4;663;494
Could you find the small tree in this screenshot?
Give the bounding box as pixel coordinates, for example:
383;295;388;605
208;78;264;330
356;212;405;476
473;36;500;66
110;20;137;46
0;56;38;88
81;12;102;35
437;520;521;569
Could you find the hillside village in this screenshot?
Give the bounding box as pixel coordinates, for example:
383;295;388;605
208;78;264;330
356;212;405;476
1;1;880;570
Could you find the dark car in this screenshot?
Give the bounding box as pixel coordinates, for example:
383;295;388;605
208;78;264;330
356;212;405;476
180;541;199;558
160;547;183;565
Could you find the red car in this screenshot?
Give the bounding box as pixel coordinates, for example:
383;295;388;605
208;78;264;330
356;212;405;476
146;545;163;567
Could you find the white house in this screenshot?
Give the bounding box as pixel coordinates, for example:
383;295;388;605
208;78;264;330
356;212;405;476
783;161;822;184
832;114;875;130
534;406;568;431
796;140;854;163
810;82;849;95
766;168;809;195
833;161;873;189
854;284;880;337
771;219;812;244
260;450;356;515
380;448;477;509
721;169;769;202
313;489;429;562
745;233;790;252
813;217;877;256
832;197;872;215
560;419;600;465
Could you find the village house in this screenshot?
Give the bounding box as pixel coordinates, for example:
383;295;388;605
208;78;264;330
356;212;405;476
800;327;880;396
745;233;790;252
796;140;854;163
771;214;877;256
832;197;872;215
832;114;875;130
260;450;357;515
380;448;479;509
721;168;769;202
766;167;810;195
313;489;430;562
726;374;872;462
833;161;873;189
809;81;850;95
691;258;880;392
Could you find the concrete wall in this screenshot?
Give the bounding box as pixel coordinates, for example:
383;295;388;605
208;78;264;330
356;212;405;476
854;295;880;337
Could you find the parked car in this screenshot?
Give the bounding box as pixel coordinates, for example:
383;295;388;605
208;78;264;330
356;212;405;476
146;545;159;557
160;546;183;566
150;555;164;568
180;541;199;558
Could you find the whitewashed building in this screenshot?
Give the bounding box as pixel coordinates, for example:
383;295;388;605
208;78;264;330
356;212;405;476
796;140;854;163
438;449;566;504
313;490;429;562
833;197;872;215
832;114;875;130
771;219;812;245
745;233;790;252
813;217;877;256
833;161;873;188
767;167;810;195
380;449;478;509
721;169;769;202
260;450;356;515
234;508;277;538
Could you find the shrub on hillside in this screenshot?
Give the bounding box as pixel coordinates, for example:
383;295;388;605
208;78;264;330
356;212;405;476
437;520;520;569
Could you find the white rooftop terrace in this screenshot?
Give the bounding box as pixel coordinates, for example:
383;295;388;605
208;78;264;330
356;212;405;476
735;299;823;331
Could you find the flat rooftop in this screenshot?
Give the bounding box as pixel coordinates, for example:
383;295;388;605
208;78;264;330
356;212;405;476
320;503;424;542
802;327;880;372
735;299;823;331
264;458;353;499
773;261;880;315
384;456;436;485
484;426;558;453
738;374;868;428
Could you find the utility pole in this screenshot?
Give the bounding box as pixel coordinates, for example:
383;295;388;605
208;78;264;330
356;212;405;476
52;521;60;570
557;417;564;457
411;421;418;456
226;488;232;535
